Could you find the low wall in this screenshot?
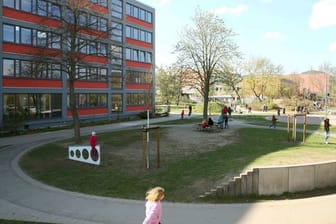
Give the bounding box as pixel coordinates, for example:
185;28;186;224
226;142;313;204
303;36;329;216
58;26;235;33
202;160;336;198
255;160;336;195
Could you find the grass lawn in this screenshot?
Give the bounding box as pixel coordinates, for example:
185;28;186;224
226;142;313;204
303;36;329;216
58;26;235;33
19;115;336;203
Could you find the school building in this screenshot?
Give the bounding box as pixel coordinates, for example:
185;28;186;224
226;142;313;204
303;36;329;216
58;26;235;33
0;0;155;129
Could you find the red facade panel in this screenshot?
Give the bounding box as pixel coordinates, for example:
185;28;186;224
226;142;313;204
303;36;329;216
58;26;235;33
81;55;108;65
126;83;151;90
126;38;153;49
3;7;62;28
126;105;153;112
126;60;152;69
88;3;109;14
126;15;153;29
70;81;108;89
3;77;62;88
67;107;108;117
3;43;61;57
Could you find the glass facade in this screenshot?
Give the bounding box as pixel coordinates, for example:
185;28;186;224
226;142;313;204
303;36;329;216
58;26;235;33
3;93;62;120
1;0;155;127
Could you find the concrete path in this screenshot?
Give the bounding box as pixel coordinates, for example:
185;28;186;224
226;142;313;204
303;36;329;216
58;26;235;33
1;114;336;224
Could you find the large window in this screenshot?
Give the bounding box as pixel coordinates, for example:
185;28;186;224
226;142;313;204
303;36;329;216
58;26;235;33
76;65;108;81
111;68;123;89
4;0;61;19
111;45;122;65
126;70;152;84
111;22;123;42
21;27;32;44
77;38;108;56
126;93;152;105
3;0;15;8
3;24;15;42
22;0;32;12
67;93;107;109
111;94;123;112
3;59;15;77
91;0;108;7
3;24;61;49
126;26;152;43
37;0;48;16
2;58;62;79
126;3;153;23
111;0;122;19
3;93;62;120
126;48;152;63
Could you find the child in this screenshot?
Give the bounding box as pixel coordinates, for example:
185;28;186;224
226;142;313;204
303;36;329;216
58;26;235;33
324;118;331;144
224;115;229;128
201;119;208;129
217;115;224;129
208;117;214;126
269;115;277;128
89;131;98;159
181;109;184;120
142;186;165;224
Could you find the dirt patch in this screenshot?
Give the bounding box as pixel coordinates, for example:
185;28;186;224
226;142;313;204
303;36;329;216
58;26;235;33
106;123;238;170
161;124;237;154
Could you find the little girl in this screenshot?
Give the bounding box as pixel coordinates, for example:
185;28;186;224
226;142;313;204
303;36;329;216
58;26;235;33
142;186;165;224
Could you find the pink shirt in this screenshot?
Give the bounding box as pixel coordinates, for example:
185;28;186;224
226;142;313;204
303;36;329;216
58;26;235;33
142;201;162;224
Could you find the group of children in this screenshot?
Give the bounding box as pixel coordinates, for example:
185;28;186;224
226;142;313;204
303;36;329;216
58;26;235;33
201;115;228;129
200;106;230;129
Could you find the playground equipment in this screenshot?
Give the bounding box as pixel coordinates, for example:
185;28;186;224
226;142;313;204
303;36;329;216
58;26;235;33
68;145;101;165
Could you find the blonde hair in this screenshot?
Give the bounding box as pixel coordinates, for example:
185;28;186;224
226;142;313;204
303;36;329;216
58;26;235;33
145;186;165;202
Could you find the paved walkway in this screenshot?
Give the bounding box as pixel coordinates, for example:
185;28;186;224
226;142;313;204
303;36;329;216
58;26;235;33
1;114;336;224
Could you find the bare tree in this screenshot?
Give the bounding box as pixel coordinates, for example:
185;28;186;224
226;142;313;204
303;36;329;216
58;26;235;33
156;65;183;105
319;62;336;101
33;0;111;143
174;9;239;119
242;57;283;102
215;61;243;102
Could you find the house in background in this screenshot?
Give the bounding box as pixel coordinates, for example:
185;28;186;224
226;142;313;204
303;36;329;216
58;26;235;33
286;70;330;100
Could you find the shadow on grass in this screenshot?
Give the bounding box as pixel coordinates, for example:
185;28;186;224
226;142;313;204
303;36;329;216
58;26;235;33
19;115;336;203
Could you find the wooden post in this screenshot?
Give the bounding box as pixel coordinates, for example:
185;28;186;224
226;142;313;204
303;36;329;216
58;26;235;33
303;114;307;143
292;115;295;142
287;115;291;142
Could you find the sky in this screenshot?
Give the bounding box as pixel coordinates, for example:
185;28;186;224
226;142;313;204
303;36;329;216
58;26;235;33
140;0;336;74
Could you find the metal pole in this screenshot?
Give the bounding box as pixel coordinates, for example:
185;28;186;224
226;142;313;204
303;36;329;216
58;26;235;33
157;127;160;168
287;115;290;142
142;128;146;169
303;114;307;143
146;109;150;169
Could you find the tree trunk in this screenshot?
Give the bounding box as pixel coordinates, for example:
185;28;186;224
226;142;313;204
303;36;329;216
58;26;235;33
203;77;210;120
69;76;81;144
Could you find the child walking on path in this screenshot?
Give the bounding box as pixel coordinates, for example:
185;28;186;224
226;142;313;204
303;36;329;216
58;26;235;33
269;115;277;128
324;118;331;144
142;186;165;224
181;110;184;120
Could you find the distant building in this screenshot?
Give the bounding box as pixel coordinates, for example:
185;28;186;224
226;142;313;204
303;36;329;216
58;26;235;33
286;70;330;98
1;0;155;128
